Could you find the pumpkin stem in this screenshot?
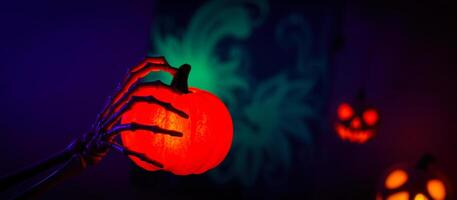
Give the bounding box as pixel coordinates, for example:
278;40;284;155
171;64;191;93
416;154;435;171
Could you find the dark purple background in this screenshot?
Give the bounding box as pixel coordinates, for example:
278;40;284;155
1;0;456;199
0;0;154;199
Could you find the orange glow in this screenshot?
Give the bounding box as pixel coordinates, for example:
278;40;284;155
350;117;362;129
120;86;233;175
385;169;409;189
427;179;446;200
363;109;379;126
335;124;373;143
337;103;354;120
414;193;429;200
387;192;409;200
335;102;379;143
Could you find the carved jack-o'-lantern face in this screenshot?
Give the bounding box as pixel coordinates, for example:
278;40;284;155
335;102;379;143
377;163;448;200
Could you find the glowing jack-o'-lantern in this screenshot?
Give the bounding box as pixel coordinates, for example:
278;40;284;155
335;100;379;143
116;57;233;175
377;156;449;200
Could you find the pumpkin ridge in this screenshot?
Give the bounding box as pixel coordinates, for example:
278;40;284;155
192;92;216;174
194;90;233;174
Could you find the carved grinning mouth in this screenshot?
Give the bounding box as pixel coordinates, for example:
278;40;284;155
335;124;374;143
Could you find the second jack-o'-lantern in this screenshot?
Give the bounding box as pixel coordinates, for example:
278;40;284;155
335;97;379;143
377;155;449;200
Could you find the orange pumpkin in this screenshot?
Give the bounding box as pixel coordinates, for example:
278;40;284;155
377;156;449;200
118;58;233;175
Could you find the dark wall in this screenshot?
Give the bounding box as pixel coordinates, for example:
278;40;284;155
0;0;154;199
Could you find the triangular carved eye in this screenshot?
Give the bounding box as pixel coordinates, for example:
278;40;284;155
385;169;408;189
427;179;446;200
338;103;354;121
363;109;379;126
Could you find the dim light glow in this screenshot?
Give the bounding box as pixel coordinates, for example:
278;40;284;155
387;192;409;200
385;169;409;189
335;124;373;143
363;109;379;126
337;103;354;120
350;117;362;129
414;193;429;200
427;179;446;200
